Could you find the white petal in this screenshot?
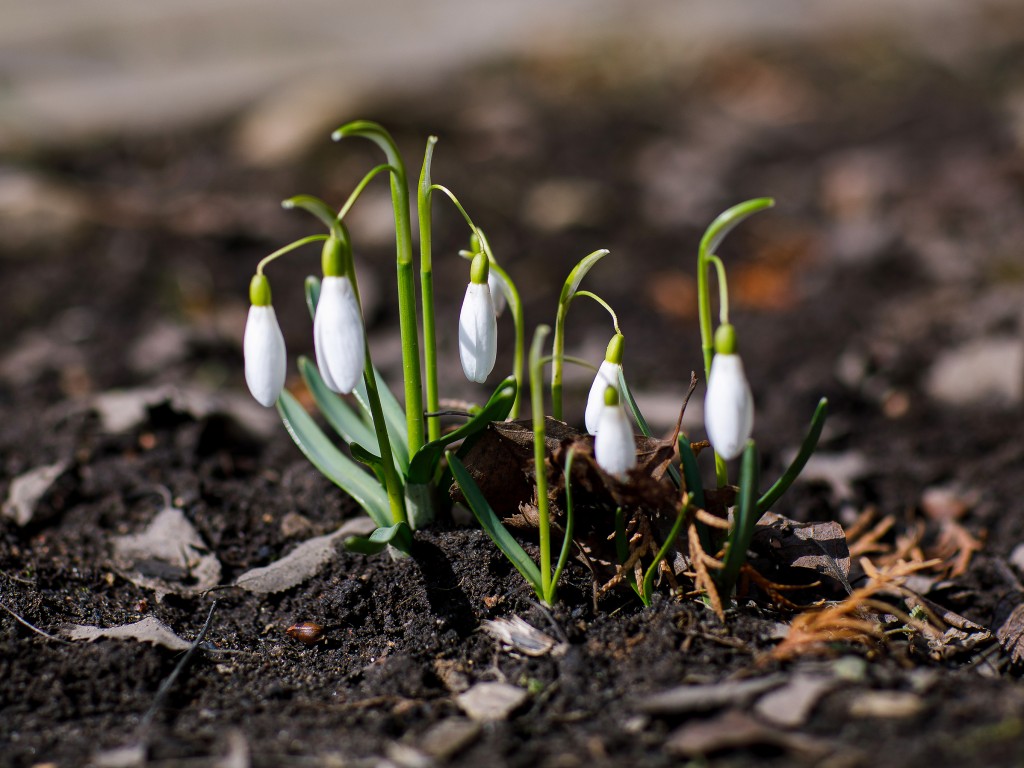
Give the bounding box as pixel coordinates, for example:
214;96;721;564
704;353;754;460
595;403;637;478
585;360;622;435
244;305;287;407
459;282;497;383
488;270;508;318
313;276;365;394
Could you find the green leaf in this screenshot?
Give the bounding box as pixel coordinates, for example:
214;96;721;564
299;356;378;451
699;198;774;259
344;521;413;555
448;453;542;594
276;390;391;528
407;377;516;484
757;398;828;514
718;440;760;595
304;275;321;321
354;367;410;471
559;248;610;307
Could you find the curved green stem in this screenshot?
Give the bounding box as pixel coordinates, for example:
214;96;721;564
256;234;329;275
334;120;424;455
418;137;441;441
641;497;690;606
547;447;578;604
530;325;553;601
282;196;343;238
573;290;621;335
489;259;525;419
336;163;398;223
706;255;730;326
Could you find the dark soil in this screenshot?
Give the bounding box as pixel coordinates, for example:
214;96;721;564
3;28;1024;768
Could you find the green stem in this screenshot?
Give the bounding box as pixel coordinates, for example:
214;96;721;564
552;301;568;421
706;255;730;325
256;235;329;275
479;234;524;420
282;196;343;238
574;290;621;335
334;120;424;455
547;447;577;603
336;164;398;223
641;498;689;606
418;137;441;442
530;325;553;601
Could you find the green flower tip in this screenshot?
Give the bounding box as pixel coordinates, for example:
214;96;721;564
249;274;272;306
714;323;737;355
603;385;620;407
605;333;625;365
469;231;482;254
470;251;489;284
321;237;349;277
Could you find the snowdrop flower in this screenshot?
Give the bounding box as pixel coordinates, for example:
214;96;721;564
594;386;637;478
704;324;754;461
585;333;624;435
459;252;497;383
313;237;365;394
244;274;287;407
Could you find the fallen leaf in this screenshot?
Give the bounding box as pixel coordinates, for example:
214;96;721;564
234;517;375;594
847;691;924;719
665;709;832;759
113;506;221;601
753;673;837;728
753;512;851;587
996;603;1024;663
1;461;70;526
62;616;191;651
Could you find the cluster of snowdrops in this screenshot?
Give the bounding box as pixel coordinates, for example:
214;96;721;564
242;122;827;608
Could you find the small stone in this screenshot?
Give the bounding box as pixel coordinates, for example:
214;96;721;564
455;682;528;722
637;675;784;715
753;674;836;728
847;691;924;719
924;336;1023;407
280;512;314;538
419;718;481;760
830;656;868;683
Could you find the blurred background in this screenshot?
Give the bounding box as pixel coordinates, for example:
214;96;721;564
1;0;1022;459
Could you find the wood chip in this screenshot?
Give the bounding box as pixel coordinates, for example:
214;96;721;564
455;682;528;722
481;615;562;657
419;718;481;760
753;674;837;728
847;691;924;719
637;675;785;715
665;709;832;759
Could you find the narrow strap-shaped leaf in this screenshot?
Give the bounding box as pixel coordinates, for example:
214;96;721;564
304;275;321;321
276;390;391;528
699;198;775;260
354;367;410;471
547;448;578;604
348;440;386;484
448;453;543;594
344;521;413;555
718;441;760;595
757;398;828;514
299;356;378;451
642;503;688;606
679;434;714;555
407;377;516;484
559;248;610;306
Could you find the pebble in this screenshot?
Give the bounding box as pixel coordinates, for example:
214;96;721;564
847;691;924;719
418;718;481;760
924;336;1023;406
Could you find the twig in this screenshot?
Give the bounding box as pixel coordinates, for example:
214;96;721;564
0;599;72;644
139;601;218;732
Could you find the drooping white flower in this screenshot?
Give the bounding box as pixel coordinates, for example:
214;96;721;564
459;254;497;383
585;334;625;435
244;304;287;407
594;387;637;478
488;269;508;318
704;353;754;460
314;275;365;394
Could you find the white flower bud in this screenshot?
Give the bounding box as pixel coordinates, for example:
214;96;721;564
595;388;636;478
704;353;754;460
488;270;508;318
243;305;287;407
313;276;365;394
459;281;497;383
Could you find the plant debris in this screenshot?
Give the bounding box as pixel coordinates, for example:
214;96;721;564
61;616;192;651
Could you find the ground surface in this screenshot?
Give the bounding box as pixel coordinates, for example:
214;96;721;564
2;30;1024;768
